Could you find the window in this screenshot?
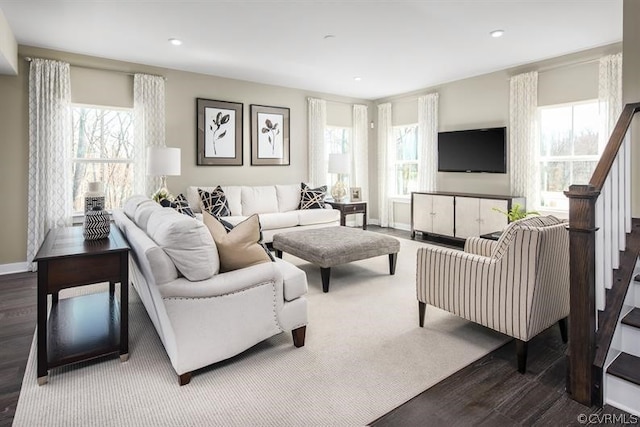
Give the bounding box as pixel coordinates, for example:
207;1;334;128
324;126;351;186
71;105;134;213
538;100;601;210
393;124;419;196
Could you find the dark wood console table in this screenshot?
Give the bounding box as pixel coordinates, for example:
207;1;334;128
325;200;367;230
33;224;130;385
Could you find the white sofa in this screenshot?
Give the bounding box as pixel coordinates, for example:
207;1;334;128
186;184;340;242
114;195;309;385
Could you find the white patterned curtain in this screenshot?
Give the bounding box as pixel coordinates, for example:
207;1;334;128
307;98;327;187
509;71;539;209
378;103;393;227
134;74;166;196
352;104;369;223
27;58;72;270
599;53;623;147
417;93;439;192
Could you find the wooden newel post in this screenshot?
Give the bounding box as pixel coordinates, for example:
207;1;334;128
564;184;599;406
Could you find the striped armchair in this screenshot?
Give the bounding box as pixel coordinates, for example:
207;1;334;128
416;216;570;373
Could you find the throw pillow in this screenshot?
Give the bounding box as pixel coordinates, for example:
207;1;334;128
160;193;195;218
199;186;231;217
202;211;273;272
219;218;275;262
299;182;327;209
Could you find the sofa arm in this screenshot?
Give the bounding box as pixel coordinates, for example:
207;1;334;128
274;258;308;301
158;261;283;299
464;237;498;257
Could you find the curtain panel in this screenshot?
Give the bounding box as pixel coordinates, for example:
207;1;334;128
27;58;73;269
352;104;369;221
377;103;393;227
417;93;439;192
307;98;327;187
133;74;166;197
509;71;539;210
599;53;623;146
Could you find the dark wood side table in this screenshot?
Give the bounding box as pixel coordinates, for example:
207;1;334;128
479;230;503;241
325;200;368;230
33;224;130;385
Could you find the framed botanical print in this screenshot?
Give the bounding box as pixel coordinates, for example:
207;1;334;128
250;104;290;166
197;98;243;166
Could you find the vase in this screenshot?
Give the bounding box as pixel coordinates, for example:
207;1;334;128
84;181;105;213
83;206;111;240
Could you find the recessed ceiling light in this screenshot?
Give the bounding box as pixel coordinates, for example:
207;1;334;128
323;34;336;40
168;38;183;46
354;77;362;81
490;30;504;38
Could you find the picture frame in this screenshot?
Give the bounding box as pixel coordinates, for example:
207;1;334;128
350;187;362;202
250;104;290;166
197;98;243;166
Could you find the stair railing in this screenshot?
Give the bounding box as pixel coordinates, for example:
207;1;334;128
565;102;640;406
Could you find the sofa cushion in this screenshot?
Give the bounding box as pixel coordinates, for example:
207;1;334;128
134;200;163;231
203;212;272;273
160;193;195;218
241;186;278;216
123;195;153;220
297;208;340;226
299;183;327;209
199;186;231;217
258;211;299;230
147;208;220;281
276;184;301;212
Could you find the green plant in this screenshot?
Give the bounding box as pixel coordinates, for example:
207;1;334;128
492;203;539;222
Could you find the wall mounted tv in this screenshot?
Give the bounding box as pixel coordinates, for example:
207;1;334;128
437;127;507;173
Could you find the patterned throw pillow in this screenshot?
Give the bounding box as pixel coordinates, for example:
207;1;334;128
160;194;195;218
199;186;231;217
299;183;327;209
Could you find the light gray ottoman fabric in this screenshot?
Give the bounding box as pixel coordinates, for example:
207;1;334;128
273;226;400;268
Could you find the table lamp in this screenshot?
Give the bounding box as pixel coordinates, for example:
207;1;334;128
328;153;351;202
147;146;181;201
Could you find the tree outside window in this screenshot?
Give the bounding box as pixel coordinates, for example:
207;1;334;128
393;124;419;196
71;105;134;212
538;101;600;210
324;126;351;187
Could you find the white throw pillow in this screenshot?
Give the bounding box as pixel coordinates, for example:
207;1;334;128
146;208;220;281
276;184;302;212
241;186;278;216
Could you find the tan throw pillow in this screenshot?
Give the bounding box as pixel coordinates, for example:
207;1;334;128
203;211;272;273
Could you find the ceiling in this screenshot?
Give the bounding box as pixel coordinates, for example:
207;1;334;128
0;0;623;100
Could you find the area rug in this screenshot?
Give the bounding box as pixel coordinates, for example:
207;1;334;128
13;238;508;426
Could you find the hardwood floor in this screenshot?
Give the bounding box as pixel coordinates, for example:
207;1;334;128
0;271;37;427
0;229;633;426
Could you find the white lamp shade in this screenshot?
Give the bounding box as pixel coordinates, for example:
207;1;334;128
147;147;181;176
328;153;351;174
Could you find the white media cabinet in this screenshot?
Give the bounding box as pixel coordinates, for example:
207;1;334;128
411;191;526;241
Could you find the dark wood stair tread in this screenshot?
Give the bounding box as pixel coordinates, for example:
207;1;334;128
608;353;640;386
621;308;640;329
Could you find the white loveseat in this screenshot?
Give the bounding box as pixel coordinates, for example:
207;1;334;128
186;184;340;243
114;196;309;385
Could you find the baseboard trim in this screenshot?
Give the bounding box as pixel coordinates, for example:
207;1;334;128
0;262;29;275
391;222;411;232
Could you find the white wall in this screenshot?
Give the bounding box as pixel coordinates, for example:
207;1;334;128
372;43;620;228
0;8;17;75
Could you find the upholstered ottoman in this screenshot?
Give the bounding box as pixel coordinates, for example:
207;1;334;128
272;226;400;293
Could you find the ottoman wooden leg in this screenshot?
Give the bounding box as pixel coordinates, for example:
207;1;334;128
389;253;397;275
275;250;283;258
321;267;331;293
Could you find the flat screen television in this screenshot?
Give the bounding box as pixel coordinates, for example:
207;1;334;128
438;127;507;173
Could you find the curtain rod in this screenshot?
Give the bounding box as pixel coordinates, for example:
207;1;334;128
23;56;167;80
